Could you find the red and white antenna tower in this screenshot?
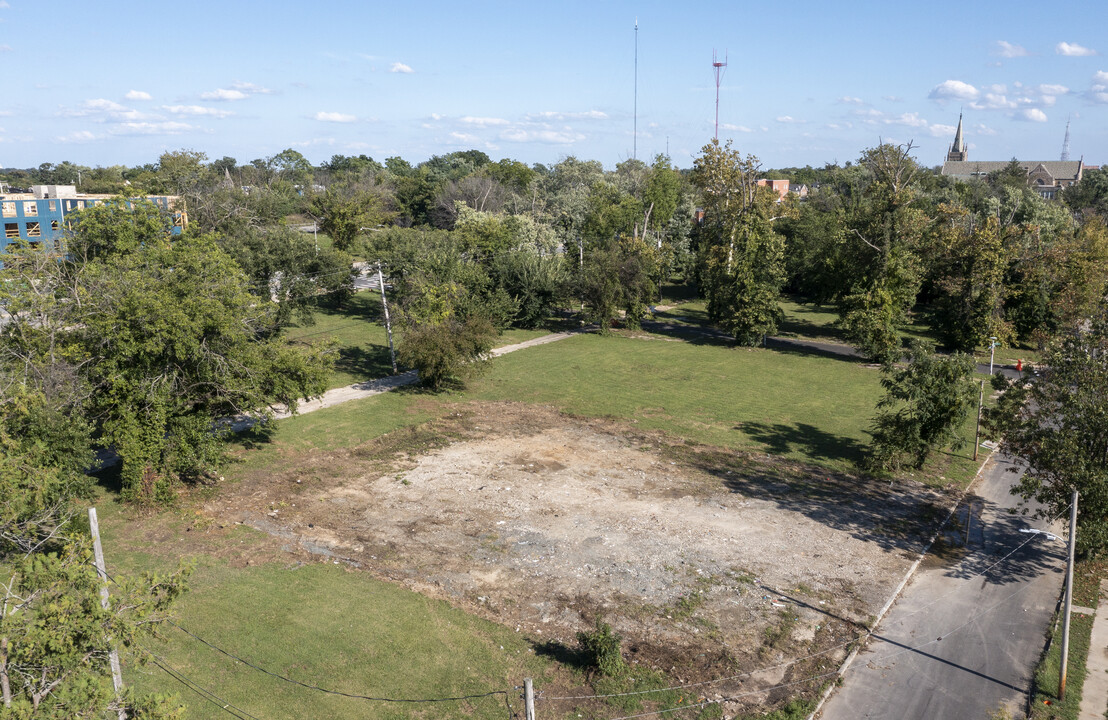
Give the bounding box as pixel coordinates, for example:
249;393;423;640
713;49;728;141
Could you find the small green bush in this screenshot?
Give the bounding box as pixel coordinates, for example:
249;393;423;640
577;619;626;677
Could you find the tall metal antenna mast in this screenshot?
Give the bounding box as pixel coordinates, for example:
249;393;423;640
634;19;638;161
712;49;728;141
1061;118;1071;162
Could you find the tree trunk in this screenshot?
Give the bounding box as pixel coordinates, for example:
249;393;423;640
1;637;10;707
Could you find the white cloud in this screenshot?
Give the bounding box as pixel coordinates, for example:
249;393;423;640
459;116;510;127
1018;108;1049;122
390;62;414;74
974;123;998;136
109;121;194;135
883;95;903;102
314;111;356;123
500;128;584;144
230;81;272;94
0;111;11;117
836;96;864;105
970;93;1017;110
0;2;9;8
720;123;753;132
163;104;234;118
0;44;10;53
1057;42;1096;56
525;110;608;121
994;41;1029;58
126;90;152;101
886;112;928;128
927;124;956;138
929;80;979;101
57;130;97;143
65;98;150;122
200;82;271;101
200;88;248;101
775;115;803;124
449;131;481;144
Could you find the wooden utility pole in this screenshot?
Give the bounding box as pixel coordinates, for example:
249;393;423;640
377;264;397;374
973;379;985;461
1059;489;1079;701
89;508;126;720
524;678;535;720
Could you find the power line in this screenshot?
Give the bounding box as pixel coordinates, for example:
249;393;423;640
141;646;263;720
545;500;1071;703
168;620;509;705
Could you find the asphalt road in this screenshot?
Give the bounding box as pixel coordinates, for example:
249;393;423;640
818;453;1066;720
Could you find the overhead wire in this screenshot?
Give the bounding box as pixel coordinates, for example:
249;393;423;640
168;619;509;705
544;498;1072;702
140;646;263;720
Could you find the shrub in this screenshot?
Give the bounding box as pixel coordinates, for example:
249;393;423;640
576;619;626;678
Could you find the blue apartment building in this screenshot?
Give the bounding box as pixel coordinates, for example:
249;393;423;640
0;185;186;256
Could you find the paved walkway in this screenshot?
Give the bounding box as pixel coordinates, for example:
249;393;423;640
1079;579;1108;720
254;330;579;425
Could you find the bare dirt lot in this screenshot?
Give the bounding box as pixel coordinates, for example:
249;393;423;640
209;401;952;712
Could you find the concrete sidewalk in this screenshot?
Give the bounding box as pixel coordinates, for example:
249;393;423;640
1078;579;1108;720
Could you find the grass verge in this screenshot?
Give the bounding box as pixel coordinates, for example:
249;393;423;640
1028;556;1108;719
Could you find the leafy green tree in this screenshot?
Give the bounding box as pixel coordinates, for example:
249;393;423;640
397;313;497;390
65;198;176;261
868;340;977;472
217;225;355;326
311;187;392;251
489;251;568;328
1065;167;1108;218
839;143;927;362
394;278;499;390
642;154;682;233
927;206;1013;351
0;390;189;718
0;215;332;502
76;236;331;498
579;236;657;332
692;139;787;344
986;312;1108;554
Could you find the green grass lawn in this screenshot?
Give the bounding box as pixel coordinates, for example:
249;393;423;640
96;499;555;720
240;329;988;486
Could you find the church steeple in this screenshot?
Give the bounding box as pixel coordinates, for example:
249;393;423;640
947;112;967;162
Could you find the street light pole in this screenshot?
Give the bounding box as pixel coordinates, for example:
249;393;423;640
1059;489;1079;701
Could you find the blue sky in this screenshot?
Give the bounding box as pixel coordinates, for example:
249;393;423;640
3;0;1108;171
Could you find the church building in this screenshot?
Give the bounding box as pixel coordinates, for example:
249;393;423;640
939;114;1083;199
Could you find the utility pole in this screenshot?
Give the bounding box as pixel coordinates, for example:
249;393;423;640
1059;489;1079;700
377;264;397;374
973;379;985;461
524;678;535;720
89;508;126;720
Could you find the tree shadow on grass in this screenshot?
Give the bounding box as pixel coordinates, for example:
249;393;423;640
776;304;850;343
638;318;736;348
335;345;396;383
737;421;870;468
